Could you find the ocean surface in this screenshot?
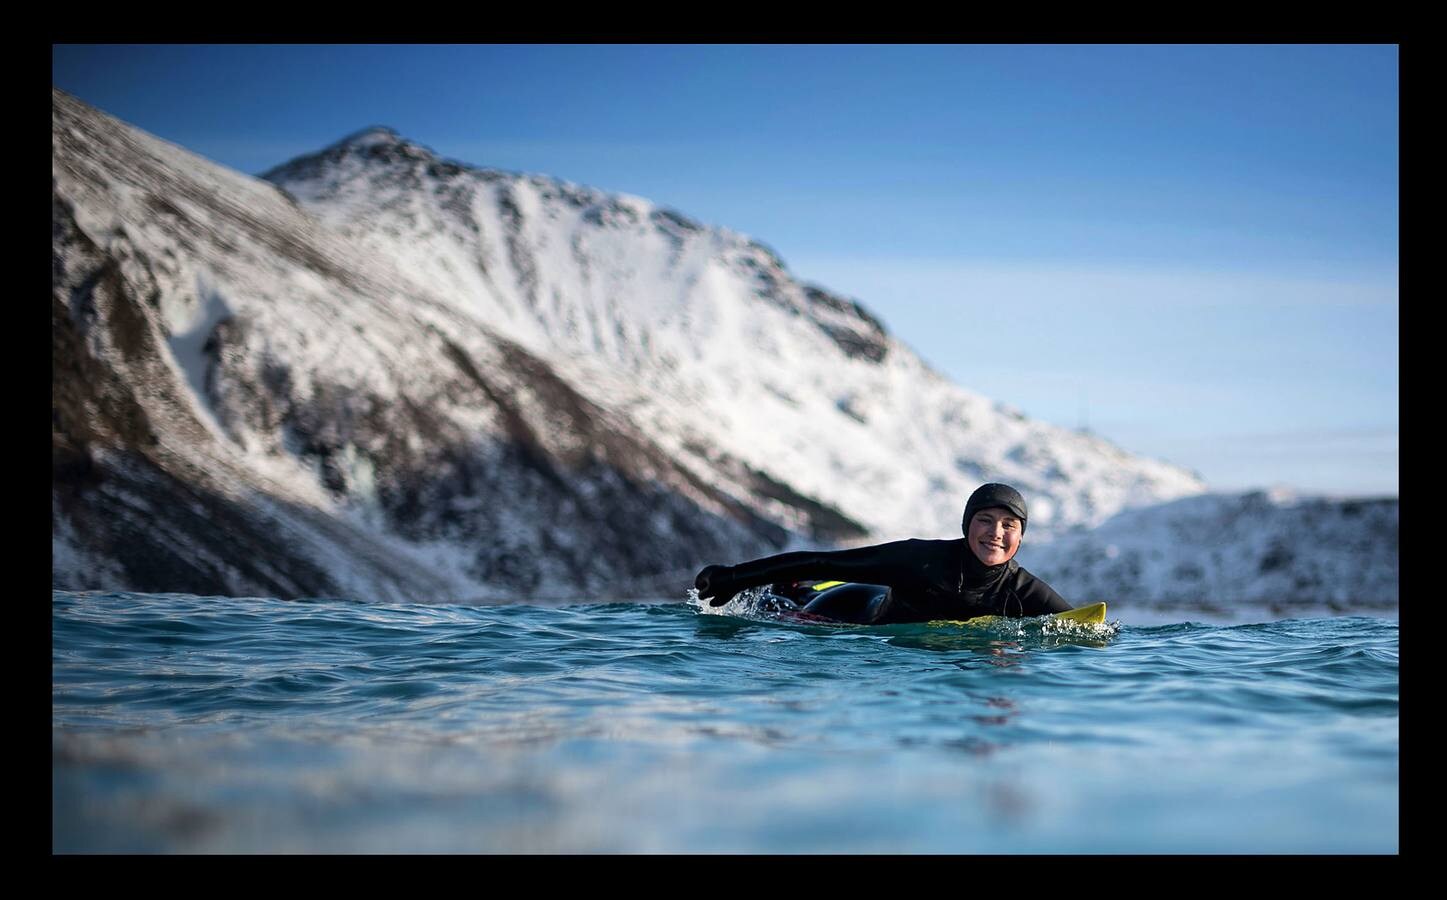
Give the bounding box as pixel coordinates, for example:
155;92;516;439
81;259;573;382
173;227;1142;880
52;589;1398;854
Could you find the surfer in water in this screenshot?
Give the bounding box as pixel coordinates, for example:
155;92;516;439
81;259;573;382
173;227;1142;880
694;483;1073;624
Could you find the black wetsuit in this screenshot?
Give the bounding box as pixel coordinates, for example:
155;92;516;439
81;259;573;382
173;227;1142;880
697;539;1071;625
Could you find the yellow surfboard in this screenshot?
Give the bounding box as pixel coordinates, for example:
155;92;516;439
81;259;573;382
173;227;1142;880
931;602;1107;628
780;582;1107;629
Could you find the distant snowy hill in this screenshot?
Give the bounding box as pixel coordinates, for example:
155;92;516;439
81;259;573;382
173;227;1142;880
1023;490;1399;617
63;86;1340;607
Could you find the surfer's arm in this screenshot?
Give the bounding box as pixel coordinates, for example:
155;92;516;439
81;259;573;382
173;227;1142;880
1013;567;1073;615
695;541;918;607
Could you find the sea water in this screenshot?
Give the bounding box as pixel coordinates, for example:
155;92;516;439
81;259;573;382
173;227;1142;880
52;589;1398;853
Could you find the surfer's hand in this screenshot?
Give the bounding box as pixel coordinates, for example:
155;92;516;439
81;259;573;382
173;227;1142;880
695;565;739;607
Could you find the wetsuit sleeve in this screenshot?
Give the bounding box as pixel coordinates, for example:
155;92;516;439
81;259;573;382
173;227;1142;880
1014;567;1073;615
696;541;923;605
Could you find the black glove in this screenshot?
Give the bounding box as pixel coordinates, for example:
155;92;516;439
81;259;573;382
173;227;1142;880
695;564;741;607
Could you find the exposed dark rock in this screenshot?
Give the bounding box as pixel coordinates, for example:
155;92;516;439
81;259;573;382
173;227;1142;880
651;207;702;235
802;285;890;363
53;450;342;598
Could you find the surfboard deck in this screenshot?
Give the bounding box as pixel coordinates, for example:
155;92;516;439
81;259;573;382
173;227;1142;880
754;599;1108;629
931;601;1107;628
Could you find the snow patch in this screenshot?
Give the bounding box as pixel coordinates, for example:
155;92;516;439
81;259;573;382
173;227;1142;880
162;269;233;442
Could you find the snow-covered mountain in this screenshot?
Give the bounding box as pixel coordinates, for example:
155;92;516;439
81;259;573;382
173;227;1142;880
52;87;1226;603
257;123;1209;537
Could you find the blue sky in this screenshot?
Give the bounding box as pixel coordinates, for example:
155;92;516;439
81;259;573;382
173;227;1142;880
52;44;1399;496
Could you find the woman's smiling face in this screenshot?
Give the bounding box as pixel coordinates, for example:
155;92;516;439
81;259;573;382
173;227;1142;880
967;507;1023;566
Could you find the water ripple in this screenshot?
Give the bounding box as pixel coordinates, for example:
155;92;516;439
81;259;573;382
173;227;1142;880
53;591;1397;853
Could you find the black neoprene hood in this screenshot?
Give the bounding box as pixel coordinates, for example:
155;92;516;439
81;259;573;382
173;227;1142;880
962;483;1029;535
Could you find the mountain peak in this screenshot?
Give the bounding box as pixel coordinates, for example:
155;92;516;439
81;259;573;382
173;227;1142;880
326;125;436;162
335;125;405;151
261;126;438;182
